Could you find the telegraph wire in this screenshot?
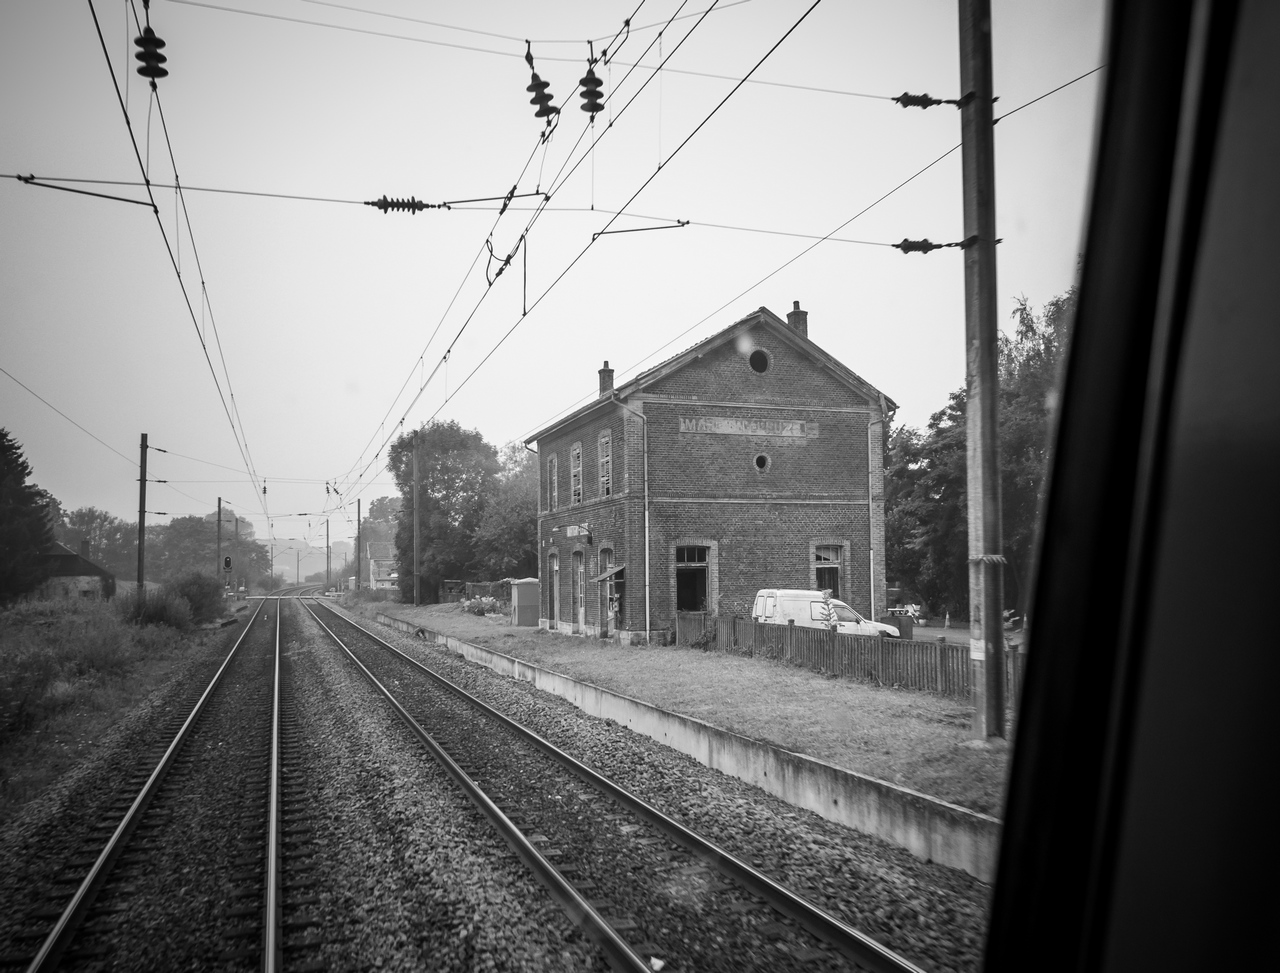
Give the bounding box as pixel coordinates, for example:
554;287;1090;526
0;366;138;467
994;65;1105;124
7;172;908;248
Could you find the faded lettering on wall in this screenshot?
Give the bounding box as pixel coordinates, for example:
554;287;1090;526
678;417;820;438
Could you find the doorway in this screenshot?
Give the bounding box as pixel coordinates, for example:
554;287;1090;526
549;553;559;630
572;551;585;633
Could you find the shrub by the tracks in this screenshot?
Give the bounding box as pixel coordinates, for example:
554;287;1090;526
0;602;183;746
164;571;224;624
338;589;394;609
117;588;193;631
460;595;500;616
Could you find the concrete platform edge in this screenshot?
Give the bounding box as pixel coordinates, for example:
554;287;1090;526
374;611;1000;882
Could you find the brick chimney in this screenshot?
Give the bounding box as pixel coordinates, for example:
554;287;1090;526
80;539;90;560
787;300;808;338
599;360;614;398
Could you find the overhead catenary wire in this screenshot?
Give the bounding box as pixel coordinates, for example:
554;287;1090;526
508;64;1107;448
330;1;655;501
294;0;756;46
163;0;892;101
84;0;271;530
412;0;829;447
333;0;717;506
327;0;830;511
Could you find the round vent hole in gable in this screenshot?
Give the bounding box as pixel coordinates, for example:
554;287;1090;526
749;350;770;373
755;454;770;472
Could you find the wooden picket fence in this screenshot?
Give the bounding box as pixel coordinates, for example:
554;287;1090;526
674;612;1027;704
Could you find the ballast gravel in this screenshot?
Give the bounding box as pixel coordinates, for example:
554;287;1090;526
287;601;601;972
326;605;991;973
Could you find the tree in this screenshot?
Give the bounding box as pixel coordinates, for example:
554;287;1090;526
387;421;499;602
473;443;539;579
0;429;55;603
56;506;135;579
885;393;970;620
884;287;1076;621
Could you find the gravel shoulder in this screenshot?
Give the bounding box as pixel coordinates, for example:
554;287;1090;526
352;602;1011;816
326;600;992;973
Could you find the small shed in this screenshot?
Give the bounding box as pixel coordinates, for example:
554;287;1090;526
37;541;115;600
510;578;539;626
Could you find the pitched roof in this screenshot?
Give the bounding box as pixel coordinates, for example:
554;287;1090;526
525;305;896;443
43;542;113;579
366;541;396;561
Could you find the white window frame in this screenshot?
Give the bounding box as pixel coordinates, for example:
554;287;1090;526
548;454;558;511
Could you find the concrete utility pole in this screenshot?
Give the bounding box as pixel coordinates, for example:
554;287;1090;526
326;519;330;589
356;499;362;593
137;433;147;593
959;0;1006;739
413;432;420;607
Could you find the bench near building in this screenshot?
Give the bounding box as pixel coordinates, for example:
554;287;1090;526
526;302;895;642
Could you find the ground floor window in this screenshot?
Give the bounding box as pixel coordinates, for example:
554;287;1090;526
815;544;842;599
676;545;709;611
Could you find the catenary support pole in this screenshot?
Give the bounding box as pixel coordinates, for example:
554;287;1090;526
959;0;1006;738
216;496;222;584
326;519;330;589
356;499;361;594
137;433;147;593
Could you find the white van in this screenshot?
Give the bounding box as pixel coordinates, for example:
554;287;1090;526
751;589;900;638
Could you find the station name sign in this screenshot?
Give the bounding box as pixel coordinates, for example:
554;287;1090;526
678;416;819;438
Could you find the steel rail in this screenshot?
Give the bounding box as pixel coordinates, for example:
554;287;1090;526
312;601;927;973
24;599;269;973
263;598;283;973
299;601;650;973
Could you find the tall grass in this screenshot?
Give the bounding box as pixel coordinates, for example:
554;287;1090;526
0;601;184;748
117;587;193;630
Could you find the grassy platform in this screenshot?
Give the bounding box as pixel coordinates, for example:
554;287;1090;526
349;601;1013;816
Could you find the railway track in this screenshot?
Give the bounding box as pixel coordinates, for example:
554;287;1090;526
303;599;926;973
7;598;301;973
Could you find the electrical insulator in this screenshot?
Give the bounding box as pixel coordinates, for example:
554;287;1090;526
527;71;558;119
366;195;428;215
134;26;169;80
579;66;604;116
263;484;267;495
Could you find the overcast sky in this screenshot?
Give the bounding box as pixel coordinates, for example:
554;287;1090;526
2;0;1106;558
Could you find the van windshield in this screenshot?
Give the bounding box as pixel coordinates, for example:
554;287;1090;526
832;605;860;623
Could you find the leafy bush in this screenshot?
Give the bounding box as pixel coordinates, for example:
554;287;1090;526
0;602;182;744
460;596;500;616
165;571;224;624
117;588;193;631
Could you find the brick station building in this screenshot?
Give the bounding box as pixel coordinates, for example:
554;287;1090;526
525;302;896;642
